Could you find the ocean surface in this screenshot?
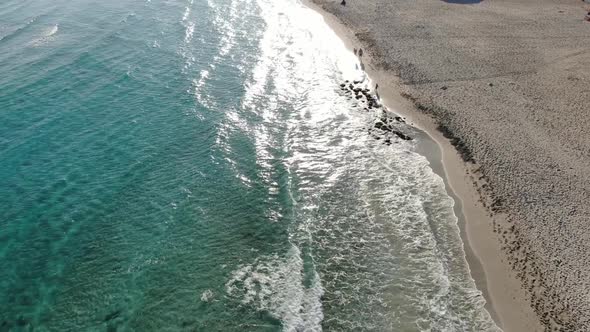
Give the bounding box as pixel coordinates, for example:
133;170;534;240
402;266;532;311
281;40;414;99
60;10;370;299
0;0;499;330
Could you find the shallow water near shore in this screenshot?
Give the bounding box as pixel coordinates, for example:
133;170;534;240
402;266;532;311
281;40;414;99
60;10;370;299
0;0;499;330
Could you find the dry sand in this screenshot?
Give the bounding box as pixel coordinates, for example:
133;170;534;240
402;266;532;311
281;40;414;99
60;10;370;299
307;0;590;330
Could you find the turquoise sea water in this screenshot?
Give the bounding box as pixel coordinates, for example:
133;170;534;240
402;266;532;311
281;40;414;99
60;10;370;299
0;0;499;330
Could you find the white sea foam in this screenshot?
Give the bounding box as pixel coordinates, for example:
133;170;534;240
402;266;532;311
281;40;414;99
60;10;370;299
45;24;58;37
29;24;59;47
184;22;194;44
200;289;215;302
192;68;214;109
215;0;498;329
226;245;324;332
182;0;193;22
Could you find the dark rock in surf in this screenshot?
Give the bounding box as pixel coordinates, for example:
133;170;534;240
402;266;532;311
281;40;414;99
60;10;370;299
393;131;412;140
374;121;389;130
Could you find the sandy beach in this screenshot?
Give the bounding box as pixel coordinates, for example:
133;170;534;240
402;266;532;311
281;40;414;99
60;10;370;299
307;0;590;330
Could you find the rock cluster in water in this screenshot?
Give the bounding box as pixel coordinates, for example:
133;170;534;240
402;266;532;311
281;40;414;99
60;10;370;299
339;80;380;111
373;114;412;142
339;80;412;144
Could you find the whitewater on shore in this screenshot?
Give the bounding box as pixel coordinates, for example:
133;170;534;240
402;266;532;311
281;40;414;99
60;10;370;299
0;0;498;330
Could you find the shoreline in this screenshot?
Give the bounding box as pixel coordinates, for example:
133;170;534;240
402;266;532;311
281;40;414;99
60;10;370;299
302;0;543;330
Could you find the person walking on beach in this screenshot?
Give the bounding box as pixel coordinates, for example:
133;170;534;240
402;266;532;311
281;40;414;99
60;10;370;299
358;48;363;57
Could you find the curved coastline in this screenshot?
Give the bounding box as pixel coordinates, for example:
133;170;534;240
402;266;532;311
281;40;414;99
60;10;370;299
301;0;545;330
